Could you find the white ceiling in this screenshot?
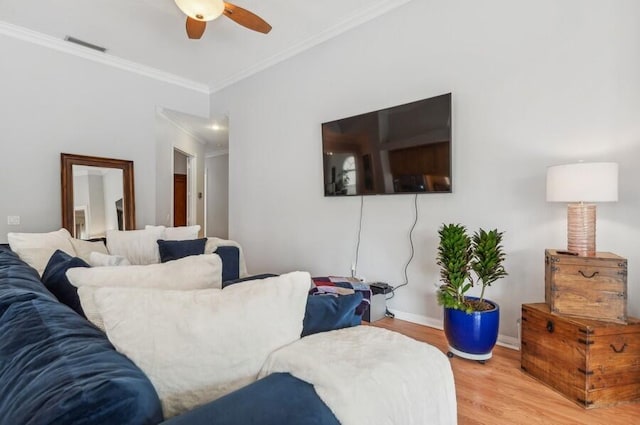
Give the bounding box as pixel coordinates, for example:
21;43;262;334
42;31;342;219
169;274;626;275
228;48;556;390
0;0;411;150
160;108;229;153
0;0;412;91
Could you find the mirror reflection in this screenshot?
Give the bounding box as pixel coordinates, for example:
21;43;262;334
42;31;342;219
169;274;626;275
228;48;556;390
61;153;135;238
72;165;124;239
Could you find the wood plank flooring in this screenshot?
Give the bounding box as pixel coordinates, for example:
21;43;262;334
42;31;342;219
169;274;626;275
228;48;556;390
371;318;640;425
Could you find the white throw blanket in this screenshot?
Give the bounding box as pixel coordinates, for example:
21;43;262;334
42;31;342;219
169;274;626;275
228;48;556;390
205;237;249;277
259;326;457;425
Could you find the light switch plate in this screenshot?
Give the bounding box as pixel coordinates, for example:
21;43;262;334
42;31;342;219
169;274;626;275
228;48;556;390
7;216;20;225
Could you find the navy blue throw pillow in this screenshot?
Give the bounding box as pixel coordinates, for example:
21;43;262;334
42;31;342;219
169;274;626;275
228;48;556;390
302;292;364;337
157;238;207;263
41;249;90;317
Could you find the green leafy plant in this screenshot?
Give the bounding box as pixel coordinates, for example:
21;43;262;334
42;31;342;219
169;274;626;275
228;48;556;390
436;224;473;310
436;224;508;313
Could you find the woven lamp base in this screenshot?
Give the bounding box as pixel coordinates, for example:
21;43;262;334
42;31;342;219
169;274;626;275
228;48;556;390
567;203;596;256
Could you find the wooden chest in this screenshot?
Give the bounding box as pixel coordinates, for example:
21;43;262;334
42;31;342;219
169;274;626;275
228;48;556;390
521;303;640;408
545;249;627;323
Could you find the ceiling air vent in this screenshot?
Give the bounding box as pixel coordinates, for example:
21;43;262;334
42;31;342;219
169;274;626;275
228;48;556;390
64;36;107;53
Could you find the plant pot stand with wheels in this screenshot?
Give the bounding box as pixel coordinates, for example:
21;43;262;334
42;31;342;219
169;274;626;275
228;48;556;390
446;346;492;363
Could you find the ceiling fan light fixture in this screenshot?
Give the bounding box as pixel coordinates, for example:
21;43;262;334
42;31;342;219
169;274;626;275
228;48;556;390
174;0;224;21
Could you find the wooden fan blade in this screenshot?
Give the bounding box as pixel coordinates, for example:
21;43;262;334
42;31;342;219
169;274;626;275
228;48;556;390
223;2;272;34
186;17;207;39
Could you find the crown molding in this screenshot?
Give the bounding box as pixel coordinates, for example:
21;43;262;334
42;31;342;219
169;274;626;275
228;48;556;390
1;0;413;96
0;20;209;94
210;0;414;94
157;108;209;145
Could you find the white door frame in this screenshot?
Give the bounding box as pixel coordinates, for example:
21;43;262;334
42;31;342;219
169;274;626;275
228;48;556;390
203;166;208;236
172;147;196;227
186;154;196;226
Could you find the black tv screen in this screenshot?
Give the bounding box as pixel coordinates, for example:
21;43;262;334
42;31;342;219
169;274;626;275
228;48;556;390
321;93;452;196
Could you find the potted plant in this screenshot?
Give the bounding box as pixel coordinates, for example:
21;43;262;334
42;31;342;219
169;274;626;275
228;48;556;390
436;223;508;363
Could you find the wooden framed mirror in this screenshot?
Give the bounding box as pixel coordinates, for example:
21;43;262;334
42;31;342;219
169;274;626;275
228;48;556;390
61;153;135;238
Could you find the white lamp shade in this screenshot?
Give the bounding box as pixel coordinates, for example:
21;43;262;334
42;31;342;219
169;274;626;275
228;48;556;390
546;162;618;203
174;0;224;21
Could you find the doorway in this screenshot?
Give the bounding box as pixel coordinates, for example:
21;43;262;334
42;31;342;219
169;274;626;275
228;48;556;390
173;149;192;227
157;107;227;235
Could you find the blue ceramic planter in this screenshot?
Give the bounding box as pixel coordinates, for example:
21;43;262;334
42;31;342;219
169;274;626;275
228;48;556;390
443;297;500;357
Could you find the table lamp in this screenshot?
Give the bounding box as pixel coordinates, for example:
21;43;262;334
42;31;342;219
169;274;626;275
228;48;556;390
546;162;618;256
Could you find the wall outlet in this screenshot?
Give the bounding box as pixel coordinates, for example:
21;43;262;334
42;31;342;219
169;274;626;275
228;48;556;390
7;215;20;225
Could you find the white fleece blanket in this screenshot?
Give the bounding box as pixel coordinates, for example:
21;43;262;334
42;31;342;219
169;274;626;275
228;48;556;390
205;237;249;277
259;326;457;425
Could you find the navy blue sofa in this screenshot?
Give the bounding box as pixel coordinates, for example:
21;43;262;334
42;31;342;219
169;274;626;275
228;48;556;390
0;247;340;425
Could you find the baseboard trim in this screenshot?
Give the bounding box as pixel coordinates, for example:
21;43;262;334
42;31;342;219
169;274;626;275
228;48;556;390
388;308;521;351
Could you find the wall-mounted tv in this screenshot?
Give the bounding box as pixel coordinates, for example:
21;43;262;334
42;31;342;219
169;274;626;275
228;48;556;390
321;93;452;196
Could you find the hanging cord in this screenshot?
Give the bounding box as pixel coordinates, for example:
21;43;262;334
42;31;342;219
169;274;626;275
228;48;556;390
387;193;418;300
351;195;364;278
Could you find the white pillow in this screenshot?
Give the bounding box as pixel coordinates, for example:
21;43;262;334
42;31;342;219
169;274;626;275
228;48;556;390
205;237;249;277
145;225;201;241
68;254;222;331
69;238;109;263
106;227;165;265
8;228;75;276
88;251;131;267
92;271;309;418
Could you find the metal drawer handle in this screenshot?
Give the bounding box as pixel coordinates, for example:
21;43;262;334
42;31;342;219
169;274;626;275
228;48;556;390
610;343;627;353
546;320;554;333
578;270;599;279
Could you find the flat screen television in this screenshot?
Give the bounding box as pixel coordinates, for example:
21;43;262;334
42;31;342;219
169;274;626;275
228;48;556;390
321;93;452;196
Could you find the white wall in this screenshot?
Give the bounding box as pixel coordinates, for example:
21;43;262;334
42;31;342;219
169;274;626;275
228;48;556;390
102;168;124;231
73;175;90;211
87;174;106;237
0;34;209;241
174;150;188;175
155;112;206;233
72;174;91;239
211;0;640;341
206;154;229;238
72;169;122;236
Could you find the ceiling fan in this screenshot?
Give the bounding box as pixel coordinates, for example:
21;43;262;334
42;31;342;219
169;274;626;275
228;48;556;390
174;0;272;39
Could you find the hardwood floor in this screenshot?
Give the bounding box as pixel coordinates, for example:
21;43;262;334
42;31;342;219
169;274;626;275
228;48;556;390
371;318;640;425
